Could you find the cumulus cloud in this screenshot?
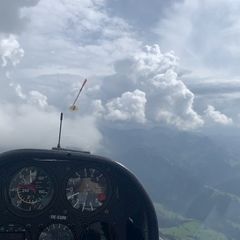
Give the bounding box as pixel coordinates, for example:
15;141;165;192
0;35;24;67
94;44;203;130
105;90;147;123
204;105;233;125
150;0;240;126
0;1;38;68
9;82;48;108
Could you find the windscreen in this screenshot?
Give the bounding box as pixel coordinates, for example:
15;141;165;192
0;1;239;240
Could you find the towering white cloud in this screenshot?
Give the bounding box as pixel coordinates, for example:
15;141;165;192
95;44;203;130
151;0;240;127
134;45;203;129
204;105;233;125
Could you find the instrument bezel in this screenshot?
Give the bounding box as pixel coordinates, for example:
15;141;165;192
4;161;57;217
63;163;112;218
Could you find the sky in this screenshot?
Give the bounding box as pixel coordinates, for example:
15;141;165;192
0;0;240;151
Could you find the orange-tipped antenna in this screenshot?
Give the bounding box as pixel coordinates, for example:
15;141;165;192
69;78;87;111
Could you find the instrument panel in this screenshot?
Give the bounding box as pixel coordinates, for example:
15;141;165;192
7;165;109;216
0;149;159;240
0;159;114;239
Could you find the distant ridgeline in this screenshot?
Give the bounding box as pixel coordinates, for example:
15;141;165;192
102;127;240;240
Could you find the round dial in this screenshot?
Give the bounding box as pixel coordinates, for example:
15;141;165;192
66;168;108;212
39;224;74;240
8;166;54;212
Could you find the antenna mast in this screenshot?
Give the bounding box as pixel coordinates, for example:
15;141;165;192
57;112;63;149
53;79;88;151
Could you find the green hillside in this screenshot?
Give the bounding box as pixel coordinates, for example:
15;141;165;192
161;221;227;240
155;203;228;240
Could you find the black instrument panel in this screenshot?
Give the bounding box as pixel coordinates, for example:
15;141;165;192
5;163;111;217
2;161;113;218
0;156;116;239
0;149;159;240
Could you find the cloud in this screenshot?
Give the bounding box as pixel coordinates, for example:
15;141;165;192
151;0;240;127
107;0;180;30
0;35;24;67
204;105;233;125
0;0;40;33
154;0;240;76
9;83;26;99
28;90;48;108
19;0;141;76
9;79;49;109
1;79;102;151
1;0;234;155
190;81;240;96
0;102;102;152
0;0;141;151
105;89;147;123
94;44;204;130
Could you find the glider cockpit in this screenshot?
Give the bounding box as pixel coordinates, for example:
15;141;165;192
0;149;159;240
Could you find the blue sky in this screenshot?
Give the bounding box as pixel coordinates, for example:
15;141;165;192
0;0;240;150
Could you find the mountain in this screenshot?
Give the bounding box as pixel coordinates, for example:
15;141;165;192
101;126;240;189
99;126;240;239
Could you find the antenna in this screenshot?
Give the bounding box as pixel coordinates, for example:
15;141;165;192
52;78;88;151
69;78;87;111
57;112;63;149
52;112;90;153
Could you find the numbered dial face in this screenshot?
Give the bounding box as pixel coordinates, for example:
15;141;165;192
66;168;108;212
39;224;74;240
9;166;54;212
